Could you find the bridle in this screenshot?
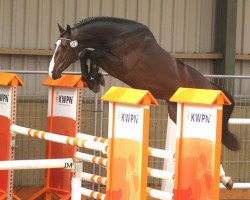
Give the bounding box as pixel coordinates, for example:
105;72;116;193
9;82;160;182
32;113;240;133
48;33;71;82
57;38;79;72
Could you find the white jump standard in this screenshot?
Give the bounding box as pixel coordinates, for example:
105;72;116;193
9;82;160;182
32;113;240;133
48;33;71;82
0;73;24;200
170;88;231;200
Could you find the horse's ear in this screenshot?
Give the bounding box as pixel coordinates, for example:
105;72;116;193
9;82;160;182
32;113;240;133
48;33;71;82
57;23;65;34
66;24;71;35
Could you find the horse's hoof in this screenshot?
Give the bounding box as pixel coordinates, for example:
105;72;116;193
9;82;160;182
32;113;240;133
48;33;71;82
92;83;100;93
225;177;233;190
88;81;95;91
222;176;233;190
99;75;105;86
94;73;105;86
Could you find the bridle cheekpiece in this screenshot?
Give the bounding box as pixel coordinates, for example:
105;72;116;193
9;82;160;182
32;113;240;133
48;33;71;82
57;38;79;72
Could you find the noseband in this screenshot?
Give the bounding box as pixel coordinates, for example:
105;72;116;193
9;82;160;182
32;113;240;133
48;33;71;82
57;38;79;72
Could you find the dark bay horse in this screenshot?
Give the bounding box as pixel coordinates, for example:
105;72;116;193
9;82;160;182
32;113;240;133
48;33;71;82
49;16;240;151
48;17;239;188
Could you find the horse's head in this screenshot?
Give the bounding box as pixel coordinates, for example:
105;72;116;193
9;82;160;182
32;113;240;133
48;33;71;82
49;24;79;79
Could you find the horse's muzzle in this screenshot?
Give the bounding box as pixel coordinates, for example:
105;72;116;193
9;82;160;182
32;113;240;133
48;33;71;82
51;69;62;80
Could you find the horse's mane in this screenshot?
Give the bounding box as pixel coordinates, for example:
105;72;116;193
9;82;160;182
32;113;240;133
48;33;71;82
73;16;141;29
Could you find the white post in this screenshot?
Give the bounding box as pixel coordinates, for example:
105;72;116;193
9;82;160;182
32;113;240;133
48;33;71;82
71;160;83;200
71;178;82;200
162;115;176;192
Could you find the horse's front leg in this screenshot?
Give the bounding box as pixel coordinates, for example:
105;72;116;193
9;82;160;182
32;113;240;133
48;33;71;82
79;49;100;93
86;48;129;85
220;164;233;189
89;50;105;86
90;60;105;86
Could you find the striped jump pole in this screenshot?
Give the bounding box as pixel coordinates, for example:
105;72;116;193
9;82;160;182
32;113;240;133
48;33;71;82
74;152;108;167
147;188;174;200
80;172;107;185
170;88;231;200
77;133;175;160
76;133;108;144
0;73;24;200
10;125;107;153
147;141;175;199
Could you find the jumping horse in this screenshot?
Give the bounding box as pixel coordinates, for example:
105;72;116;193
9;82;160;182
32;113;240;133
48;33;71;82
49;17;240;189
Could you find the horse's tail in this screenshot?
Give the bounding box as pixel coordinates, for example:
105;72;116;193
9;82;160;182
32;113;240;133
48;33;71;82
222;103;241;151
212;83;240;151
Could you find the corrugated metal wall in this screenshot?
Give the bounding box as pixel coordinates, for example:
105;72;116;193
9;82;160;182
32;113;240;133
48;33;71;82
236;0;250;97
0;0;216;51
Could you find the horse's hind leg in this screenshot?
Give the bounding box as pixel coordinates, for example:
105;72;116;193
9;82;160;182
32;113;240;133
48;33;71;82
211;83;240;151
221;104;240;151
79;49;100;93
167;101;177;123
220;164;233;189
222;103;241;150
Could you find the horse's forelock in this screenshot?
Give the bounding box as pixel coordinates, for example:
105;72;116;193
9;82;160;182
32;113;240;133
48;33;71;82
60;30;68;37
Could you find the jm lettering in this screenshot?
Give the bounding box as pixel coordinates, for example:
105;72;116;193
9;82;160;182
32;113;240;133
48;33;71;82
64;162;73;168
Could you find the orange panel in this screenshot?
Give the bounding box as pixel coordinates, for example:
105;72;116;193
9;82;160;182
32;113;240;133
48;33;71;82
46;116;76;191
0;116;10;192
174;138;216;200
